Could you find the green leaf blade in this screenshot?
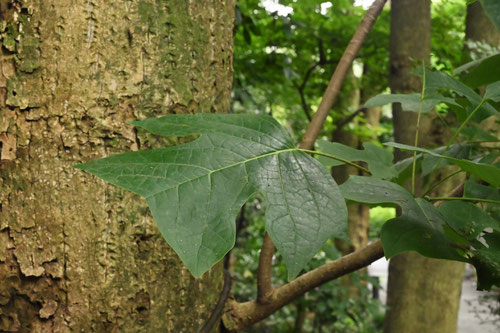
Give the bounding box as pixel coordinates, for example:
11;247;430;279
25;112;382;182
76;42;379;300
76;114;348;278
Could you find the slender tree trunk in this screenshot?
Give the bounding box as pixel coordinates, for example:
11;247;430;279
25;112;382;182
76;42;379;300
383;1;464;332
0;1;234;331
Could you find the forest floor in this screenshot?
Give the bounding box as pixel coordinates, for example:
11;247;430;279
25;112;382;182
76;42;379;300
368;258;499;332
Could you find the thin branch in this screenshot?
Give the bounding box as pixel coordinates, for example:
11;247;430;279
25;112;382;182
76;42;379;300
257;234;276;304
254;0;387;316
332;107;367;139
224;241;384;331
300;0;387;150
423;169;463;197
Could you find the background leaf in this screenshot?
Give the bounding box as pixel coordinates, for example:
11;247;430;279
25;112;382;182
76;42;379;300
385;142;500;187
76;114;347;279
317;141;397;179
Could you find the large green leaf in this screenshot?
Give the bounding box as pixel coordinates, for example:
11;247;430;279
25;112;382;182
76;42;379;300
317;141;397;179
385;142;500;187
75;114;347;279
481;0;500;31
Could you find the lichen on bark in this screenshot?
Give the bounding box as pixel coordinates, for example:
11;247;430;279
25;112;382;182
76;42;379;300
0;0;235;331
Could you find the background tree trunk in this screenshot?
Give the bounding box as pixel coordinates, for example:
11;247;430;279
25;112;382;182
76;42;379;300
383;1;464;332
465;1;500;48
0;1;234;331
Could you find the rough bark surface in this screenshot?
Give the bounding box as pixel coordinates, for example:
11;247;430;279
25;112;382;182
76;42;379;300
0;1;234;331
384;1;464;332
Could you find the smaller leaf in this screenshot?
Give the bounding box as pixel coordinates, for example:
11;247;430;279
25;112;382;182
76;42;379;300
385;142;500;187
317;141;396;179
425;69;498;122
439;201;499;241
381;198;468;261
340;176;413;207
363;93;457;113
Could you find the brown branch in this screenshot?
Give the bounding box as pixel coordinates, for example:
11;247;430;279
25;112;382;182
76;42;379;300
257;234;276;304
332;107;367;140
300;0;387;150
222;182;466;331
224;241;384;331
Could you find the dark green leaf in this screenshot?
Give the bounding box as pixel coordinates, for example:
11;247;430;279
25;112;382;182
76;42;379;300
472;232;500;290
455;53;500;87
75;114;347;279
317;141;397;179
425;69;498;122
439;201;499;240
381;198;467;261
385;142;500;187
340;177;466;261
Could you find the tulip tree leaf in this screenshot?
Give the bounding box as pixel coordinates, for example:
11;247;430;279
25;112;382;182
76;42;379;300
385;142;500;187
75;113;348;279
317;141;397;179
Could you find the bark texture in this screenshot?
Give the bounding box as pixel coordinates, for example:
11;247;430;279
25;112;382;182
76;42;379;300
0;1;234;331
384;1;464;332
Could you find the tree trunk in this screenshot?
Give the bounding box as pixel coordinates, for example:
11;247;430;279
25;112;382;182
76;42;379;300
384;1;464;332
0;1;234;331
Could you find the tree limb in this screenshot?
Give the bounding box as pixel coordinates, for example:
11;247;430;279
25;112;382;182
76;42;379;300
257;234;276;304
300;0;387;150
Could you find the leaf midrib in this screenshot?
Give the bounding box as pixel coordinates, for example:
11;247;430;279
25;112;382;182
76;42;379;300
145;147;300;198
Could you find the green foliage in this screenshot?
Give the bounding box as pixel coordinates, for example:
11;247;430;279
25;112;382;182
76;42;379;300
385;142;500;187
76;113;347;279
317;141;396;179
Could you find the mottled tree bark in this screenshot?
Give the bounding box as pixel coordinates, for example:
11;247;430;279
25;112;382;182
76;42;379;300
0;1;234;331
384;1;464;332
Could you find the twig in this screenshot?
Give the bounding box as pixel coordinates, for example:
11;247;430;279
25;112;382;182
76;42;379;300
332;107;367;139
300;0;388;150
199;269;232;333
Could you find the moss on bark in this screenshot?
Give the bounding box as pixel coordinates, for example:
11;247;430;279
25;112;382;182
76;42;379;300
0;1;235;331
